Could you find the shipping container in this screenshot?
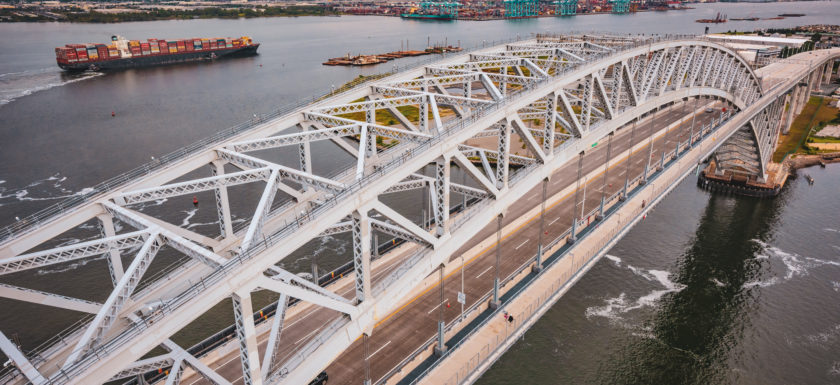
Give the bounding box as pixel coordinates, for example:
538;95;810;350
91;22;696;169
56;35;258;70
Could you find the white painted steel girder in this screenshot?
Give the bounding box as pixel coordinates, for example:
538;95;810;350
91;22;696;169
7;37;832;385
0;230;148;275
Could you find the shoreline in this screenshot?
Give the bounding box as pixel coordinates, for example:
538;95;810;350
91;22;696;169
785;151;840;170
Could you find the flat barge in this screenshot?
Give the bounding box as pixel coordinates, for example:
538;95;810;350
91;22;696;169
55;35;259;71
323;45;462;66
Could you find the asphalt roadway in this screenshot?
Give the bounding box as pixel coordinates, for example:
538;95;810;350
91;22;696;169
177;99;729;385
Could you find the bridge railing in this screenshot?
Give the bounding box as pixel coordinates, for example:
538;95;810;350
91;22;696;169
46;35;724;382
0;36;545;246
408;110;735;385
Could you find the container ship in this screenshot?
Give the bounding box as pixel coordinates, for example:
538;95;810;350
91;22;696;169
55;35;259;71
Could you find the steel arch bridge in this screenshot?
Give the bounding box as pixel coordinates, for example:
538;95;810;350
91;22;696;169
0;34;836;385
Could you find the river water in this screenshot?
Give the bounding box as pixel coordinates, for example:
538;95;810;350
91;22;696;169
0;1;838;381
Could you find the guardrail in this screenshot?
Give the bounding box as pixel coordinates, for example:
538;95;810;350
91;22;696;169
0;36;541;246
34;35;730;383
407;110;733;385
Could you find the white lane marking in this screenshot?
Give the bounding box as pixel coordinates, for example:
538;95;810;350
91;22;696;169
550;217;561;226
476;265;494;279
285;308;316;329
515;239;530;250
295;328;319;345
369;340;393;359
427;301;444;315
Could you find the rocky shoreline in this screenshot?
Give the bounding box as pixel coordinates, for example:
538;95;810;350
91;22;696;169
785;151;840;170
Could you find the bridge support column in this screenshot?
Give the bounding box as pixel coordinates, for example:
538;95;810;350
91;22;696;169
814;65;824;92
805;71;816;102
232;292;263;385
210;160;234;239
568;151;584;245
796;83;807;114
97;213;124;286
496;120;511;190
534;178;548;273
299;124;313;192
783;92;795;135
419;97;429;133
365;107;377;158
434;156;451;236
544;93;557;157
500;67;507;96
597;132;613;221
489;214;502;310
434;264;447;357
261;294;288;380
352;210;372;303
824;61;833;84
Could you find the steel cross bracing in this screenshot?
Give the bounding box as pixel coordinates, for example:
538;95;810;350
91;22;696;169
1;36;834;385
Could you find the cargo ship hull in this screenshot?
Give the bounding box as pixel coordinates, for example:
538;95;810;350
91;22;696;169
58;45;258;71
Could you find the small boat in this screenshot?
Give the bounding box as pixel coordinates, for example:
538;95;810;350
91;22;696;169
804;174;814;184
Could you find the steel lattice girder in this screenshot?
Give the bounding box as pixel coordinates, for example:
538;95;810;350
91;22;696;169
115;168;273;205
0;230;149;275
64;233;164;367
229;124;361;153
3;37;795;385
108;354;174;381
302;113;433;143
217;149;346;193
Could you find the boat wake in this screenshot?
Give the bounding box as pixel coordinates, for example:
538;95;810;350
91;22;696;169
586;255;685;324
0;174;93;208
0;67;103;107
742;239;840;289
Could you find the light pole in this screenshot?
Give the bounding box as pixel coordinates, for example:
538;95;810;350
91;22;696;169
434;264;447;357
621;119;636;201
597;132;613;220
490;214;502;309
534;178;548;273
642;107;657;185
569;151;584;244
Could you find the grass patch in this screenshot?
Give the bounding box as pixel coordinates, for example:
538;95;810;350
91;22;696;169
773;97;821;162
774;96;840;161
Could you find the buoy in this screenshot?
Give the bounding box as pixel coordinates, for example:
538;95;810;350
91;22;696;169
111;111;115;117
193;196;199;207
259;64;263;67
446;302;450;308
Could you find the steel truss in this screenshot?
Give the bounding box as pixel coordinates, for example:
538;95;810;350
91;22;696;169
1;35;834;385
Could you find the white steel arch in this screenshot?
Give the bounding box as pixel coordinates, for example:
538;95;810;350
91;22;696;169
1;35;836;385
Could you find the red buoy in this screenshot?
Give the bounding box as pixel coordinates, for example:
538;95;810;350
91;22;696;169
111;111;115;117
193;196;199;207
